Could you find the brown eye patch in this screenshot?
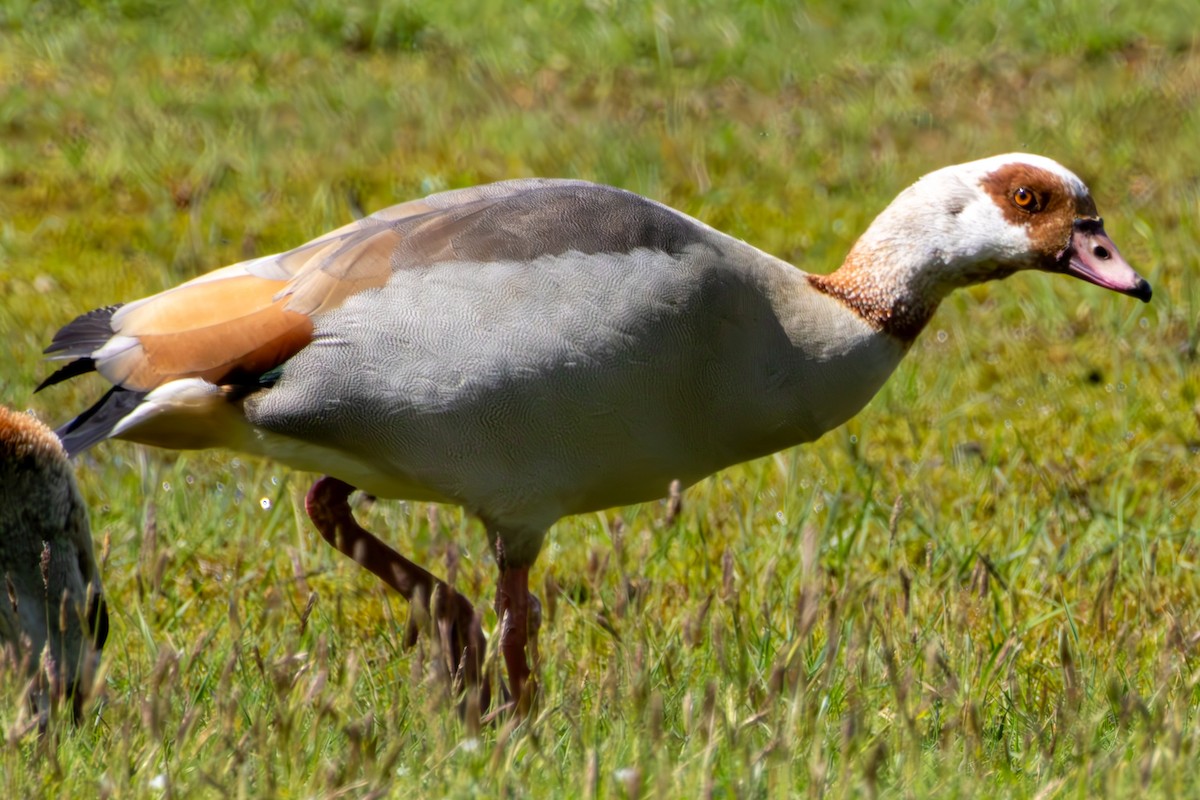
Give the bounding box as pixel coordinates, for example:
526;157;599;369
981;163;1098;265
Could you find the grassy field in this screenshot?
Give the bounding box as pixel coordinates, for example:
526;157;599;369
2;0;1199;796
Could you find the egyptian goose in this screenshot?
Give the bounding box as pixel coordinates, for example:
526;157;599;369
37;154;1150;710
0;406;107;724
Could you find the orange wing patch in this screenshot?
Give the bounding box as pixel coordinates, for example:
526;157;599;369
51;191;506;395
98;275;313;391
87;217;415;392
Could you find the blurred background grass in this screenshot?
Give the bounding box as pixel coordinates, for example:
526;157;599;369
1;0;1199;797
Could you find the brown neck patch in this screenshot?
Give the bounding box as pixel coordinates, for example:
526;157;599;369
807;254;939;344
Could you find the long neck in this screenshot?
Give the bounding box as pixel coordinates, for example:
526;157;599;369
807;243;947;344
806;170;1034;343
803;184;991;344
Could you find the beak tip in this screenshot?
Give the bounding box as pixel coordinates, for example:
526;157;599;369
1065;222;1152;304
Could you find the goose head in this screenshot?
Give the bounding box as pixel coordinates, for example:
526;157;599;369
0;406;107;724
819;153;1152;341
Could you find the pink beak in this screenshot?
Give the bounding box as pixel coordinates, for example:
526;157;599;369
1057;218;1152;302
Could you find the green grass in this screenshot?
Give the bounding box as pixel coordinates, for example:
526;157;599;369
2;0;1199;796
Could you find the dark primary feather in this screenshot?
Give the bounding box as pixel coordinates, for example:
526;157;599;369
37;304;121;392
43;304;122;358
35;358;97;393
55;386;147;457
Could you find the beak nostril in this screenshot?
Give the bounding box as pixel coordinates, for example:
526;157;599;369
1093;245;1110;260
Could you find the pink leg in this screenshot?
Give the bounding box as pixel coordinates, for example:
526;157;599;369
495;565;541;712
305;476;488;707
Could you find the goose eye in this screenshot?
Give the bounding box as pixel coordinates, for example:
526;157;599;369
1012;187;1041;212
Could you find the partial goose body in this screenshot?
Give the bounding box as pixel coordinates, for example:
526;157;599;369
37;153;1151;707
47;180;910;550
0;406;107;723
240;233;906;536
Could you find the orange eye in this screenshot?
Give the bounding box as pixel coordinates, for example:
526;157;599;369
1012;187;1040;211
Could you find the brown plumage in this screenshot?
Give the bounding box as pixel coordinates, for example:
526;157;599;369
0;407;107;725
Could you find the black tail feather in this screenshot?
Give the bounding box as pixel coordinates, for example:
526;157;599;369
56;386;147;457
35;358;97;393
43;304;122;358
